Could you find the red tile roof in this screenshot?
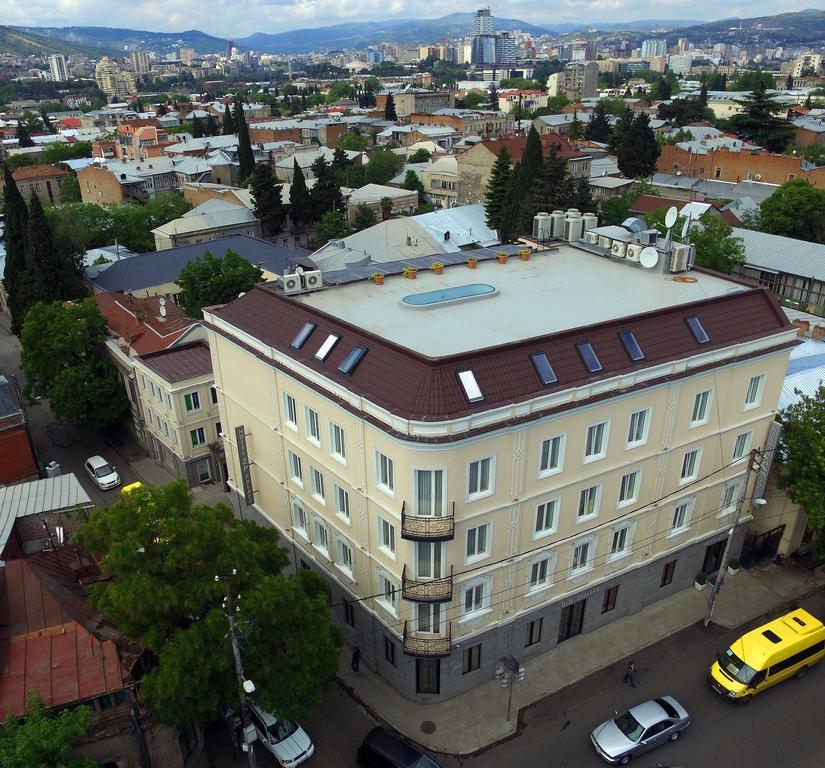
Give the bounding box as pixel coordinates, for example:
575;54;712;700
208;275;792;425
480;133;587;162
0;559;128;716
95;292;197;356
630;195;742;226
0;428;38;484
139;342;213;383
11;164;69;182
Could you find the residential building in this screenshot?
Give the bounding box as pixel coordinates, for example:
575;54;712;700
547;62;599;101
376;90;457;119
134;342;223;487
0;164;69;208
792;115;825;147
48;54;69;82
116;118;173;160
94;57;136;99
792;53;822;78
203;230;794;701
641;39;668;58
151;199;262;250
0;375;38;485
498;89;549;114
343;184;418;220
457;135;590;205
412;109;514;139
274;147;364;182
130;51;152;74
376;124;460;150
420;155;459;208
628;195;742;226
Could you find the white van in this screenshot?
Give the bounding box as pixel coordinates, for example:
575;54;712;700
248;702;314;766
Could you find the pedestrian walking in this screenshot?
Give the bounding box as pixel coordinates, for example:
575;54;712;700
351;645;361;674
623;660;637;688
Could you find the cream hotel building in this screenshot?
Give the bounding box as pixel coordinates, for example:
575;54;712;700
204;225;795;701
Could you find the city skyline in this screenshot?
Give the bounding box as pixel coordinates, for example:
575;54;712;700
2;1;815;40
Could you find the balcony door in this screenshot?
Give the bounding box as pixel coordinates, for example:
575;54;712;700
415;469;444;517
416;603;442;634
416;541;444;580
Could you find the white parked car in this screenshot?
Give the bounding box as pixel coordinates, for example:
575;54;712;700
248;703;314;767
84;455;121;491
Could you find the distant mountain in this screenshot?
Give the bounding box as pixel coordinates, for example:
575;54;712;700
0;25;108;57
13;26;230;56
552;19;702;32
237;13;553;53
673;10;825;45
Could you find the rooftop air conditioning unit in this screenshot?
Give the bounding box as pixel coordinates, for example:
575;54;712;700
565;217;584;242
303;269;323;290
626;243;643;262
281;272;303;295
598;236;612;249
585;231;600;245
669;244;692;273
635;229;658;246
611;240;627;258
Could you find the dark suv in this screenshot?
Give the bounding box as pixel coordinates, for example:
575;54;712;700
356;727;441;768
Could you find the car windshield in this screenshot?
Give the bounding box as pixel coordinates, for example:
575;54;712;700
267;719;299;743
94;463;114;478
614;711;644;743
719;649;758;684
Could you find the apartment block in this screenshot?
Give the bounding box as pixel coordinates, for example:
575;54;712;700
376;90;457;119
203;235;795;701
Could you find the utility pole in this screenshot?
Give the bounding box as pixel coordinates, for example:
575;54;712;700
495;655;525;721
218;572;256;768
704;449;764;627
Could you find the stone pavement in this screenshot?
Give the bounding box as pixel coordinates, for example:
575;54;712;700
337;562;825;756
128;455;234;508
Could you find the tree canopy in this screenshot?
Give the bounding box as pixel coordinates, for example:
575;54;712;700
364;149;404;186
336;131;369;152
351;203;377;231
250;165;286;237
177;249;263;318
585;103;612;143
484;145;513;232
614;112;660;179
729;84;795;153
384;94;397;121
74;482;343;726
2;164;29;335
757;179;825;243
20;299;129;429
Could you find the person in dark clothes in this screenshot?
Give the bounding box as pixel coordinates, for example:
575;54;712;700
623;660;637;688
351;645;361;673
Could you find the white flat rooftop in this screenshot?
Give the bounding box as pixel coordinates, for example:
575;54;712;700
295;244;741;357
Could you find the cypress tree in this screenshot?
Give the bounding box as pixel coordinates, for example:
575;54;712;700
585;103;612;143
484;146;512;231
616;113;661;179
40;107;54;133
520;126;544;187
15;122;34;148
384;94;397;121
288;160;313;229
250;165;286;237
498;164;523;244
309;156;342;220
234;98;256;182
223;103;235;135
191;115;205;139
2;165;30;335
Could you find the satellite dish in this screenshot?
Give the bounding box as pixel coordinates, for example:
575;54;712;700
665;206;678;229
639;247;659;269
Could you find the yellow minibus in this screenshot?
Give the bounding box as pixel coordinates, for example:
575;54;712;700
710;608;825;702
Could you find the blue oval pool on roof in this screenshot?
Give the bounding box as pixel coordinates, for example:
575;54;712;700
402;283;497;308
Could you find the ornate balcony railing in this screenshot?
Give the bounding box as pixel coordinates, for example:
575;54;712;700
403;620;452;657
401;564;453;603
401;500;455;541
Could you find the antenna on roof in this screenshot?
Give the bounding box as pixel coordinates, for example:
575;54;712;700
681;211;693;240
662;205;678;253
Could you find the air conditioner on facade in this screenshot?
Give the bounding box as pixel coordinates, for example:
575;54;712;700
625;243;644;262
303;270;323;290
585;231;600;245
598;236;612;249
669;244;692;273
281;272;303;294
611;240;627;258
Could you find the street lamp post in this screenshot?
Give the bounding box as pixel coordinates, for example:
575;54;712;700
495;655;525;722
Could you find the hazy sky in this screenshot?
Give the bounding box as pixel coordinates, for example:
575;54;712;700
3;0;814;37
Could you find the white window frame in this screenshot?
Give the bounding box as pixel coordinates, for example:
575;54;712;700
669;496;695;534
720;478;744;517
310;466;326;504
376;451;395;496
189;427;206;447
184;390;201;412
465;522;491;563
291;500;308;539
335;535;354;579
570;536;596;577
333;483;350;522
376;571;398;615
534;497;559;539
305;406;321;445
577;484;601;522
527;551;557;594
413;468;445;517
626;408;651;449
617;469;641;508
460;576;491;620
312;516;329;558
690;389;713;427
584;420;609;463
287;450;303;486
378;516;396;557
680;448;702;484
608;523;633;562
467;457;494;501
329;421;346;464
539;433;565;477
744;374;765;410
283;392;298;430
732;431;752;463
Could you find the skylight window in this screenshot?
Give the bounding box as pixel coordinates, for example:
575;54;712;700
314;333;341;361
686;316;710;344
457;370;484;404
619;331;645;362
530;352;558;385
291;321;316;349
338;345;368;375
576;342;603;374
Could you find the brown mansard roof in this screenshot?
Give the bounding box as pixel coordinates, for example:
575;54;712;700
209;280;792;422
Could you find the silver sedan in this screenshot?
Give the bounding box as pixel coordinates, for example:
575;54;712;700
590;696;690;765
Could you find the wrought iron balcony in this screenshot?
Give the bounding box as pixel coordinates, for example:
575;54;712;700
403;620;452;658
401;500;455;542
401;564;453;603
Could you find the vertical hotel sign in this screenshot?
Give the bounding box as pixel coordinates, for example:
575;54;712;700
235;425;254;505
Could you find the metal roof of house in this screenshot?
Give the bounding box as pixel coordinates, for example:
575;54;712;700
732;227;825;283
138;342;213;383
780;336;825;409
151;200;258;237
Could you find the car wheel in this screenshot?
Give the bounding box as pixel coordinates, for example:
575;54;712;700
737;694;752;705
796;666;808;679
619;756;631;766
669;730;680;742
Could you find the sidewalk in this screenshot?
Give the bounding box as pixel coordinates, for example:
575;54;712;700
338;563;825;755
129;455;234;508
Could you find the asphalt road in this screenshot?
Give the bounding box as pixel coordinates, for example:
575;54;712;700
225;589;825;768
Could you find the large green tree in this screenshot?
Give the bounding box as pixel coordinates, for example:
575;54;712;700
336;131;369;152
309;156;343;220
364;150;403;185
778;385;825;553
74;482;343;726
758;179;825;243
288;160;313;229
401;169;425;194
314;210;351;245
20;299;129;428
222;103;234;135
384;93;397;121
520;125;544;187
177;249;263;318
351;203;377;231
2;164;29;334
234;98;256;182
729;84;795;153
585;102;612;143
600;180;657;226
250;165;287;237
484;145;513;232
616;113;660;179
0;692;96;768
